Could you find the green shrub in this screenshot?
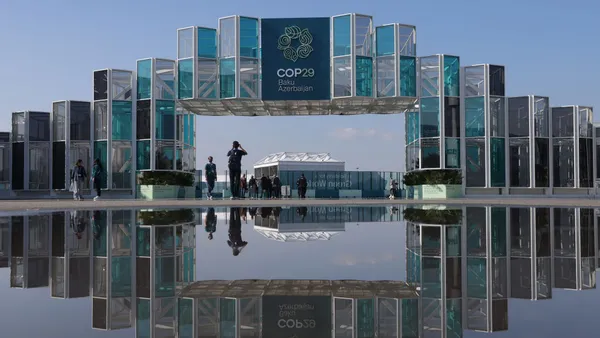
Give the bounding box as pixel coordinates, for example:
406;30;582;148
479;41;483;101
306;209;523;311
403;208;462;225
137;209;196;226
138;171;195;187
402;169;462;186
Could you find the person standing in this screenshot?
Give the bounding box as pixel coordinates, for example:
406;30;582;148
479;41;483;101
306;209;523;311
260;174;269;199
91;158;103;201
240;174;248;198
71;159;87;201
272;174;281;198
226;141;247;199
297;173;308;199
205;156;217;200
248;175;258;199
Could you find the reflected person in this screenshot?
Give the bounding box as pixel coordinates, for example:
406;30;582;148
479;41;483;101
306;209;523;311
226;141;247;199
91;210;104;240
227;207;248;256
70;210;86;240
205;207;217;240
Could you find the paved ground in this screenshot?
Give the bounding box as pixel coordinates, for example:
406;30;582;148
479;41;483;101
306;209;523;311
0;197;599;213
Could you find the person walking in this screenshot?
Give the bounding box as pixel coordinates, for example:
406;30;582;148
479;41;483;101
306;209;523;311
297;173;308;199
240;174;248;198
205;156;217;200
71;159;87;201
91;158;103;201
226;141;247;199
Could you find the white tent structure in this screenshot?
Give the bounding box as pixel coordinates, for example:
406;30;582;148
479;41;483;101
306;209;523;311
253;152;345;177
254;227;340;242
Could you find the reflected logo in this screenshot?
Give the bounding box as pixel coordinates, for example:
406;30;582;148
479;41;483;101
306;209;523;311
277;26;314;62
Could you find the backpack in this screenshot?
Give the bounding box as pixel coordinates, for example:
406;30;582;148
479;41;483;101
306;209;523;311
228;149;242;168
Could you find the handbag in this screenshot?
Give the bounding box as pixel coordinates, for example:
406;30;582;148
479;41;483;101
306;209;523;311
69;180;75;192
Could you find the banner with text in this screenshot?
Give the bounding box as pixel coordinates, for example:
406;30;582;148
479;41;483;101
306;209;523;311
262;295;332;338
261;18;331;101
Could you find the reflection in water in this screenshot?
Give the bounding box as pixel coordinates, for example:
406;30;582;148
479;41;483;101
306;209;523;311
0;205;598;338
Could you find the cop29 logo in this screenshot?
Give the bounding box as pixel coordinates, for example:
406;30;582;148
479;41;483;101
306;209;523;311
277;26;314;62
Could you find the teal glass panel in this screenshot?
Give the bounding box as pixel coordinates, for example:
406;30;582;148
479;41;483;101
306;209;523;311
155;100;175;140
400;56;417;97
446;299;462;338
183;114;190;145
136;227;150;257
112;101;132;140
490;137;506;187
376;26;395;56
420;97;440;137
178;299;194;338
356;56;373;97
177;59;193;99
189;115;195;146
406;111;420;144
183;250;194;282
111;257;132;297
357;299;375;338
198;27;217;58
401;299;419;338
333;15;351;56
465;97;485;137
491;207;507;256
422;226;441;256
422;257;441;298
136;140;150;170
467;258;487;298
240;17;259;58
446;226;461;256
155;256;175;297
220;58;236;98
198;59;218;99
136;299;151;338
220;298;236;338
137;59;152;100
466;208;486;255
93;141;108;189
445;138;460;168
443;55;460;97
92;211;107;256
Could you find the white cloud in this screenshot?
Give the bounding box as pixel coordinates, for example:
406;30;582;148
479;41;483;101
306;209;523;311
329;127;395;141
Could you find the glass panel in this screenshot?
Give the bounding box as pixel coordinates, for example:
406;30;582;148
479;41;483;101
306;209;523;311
93;257;107;297
155;59;175;100
422;258;441;298
446;227;461;256
443;55;459;97
156;100;176;140
52;142;66;189
0;143;9;183
489;65;505;96
333;15;351;56
155;256;175;297
579;106;592;138
466;207;486;255
334;56;352;97
52;102;66;141
94;70;108;101
376;56;394;97
533;97;549;137
94;101;108;140
466;138;485;187
220;298;237;337
220;58;236;98
508;97;529;137
177;28;193;59
444;97;460;137
219;17;236;58
554;208;576;257
491;207;507;256
137;59;152;100
177;59;193;99
377;298;398;338
552;106;574;138
198;27;217;58
399;56;417;97
111;71;132;101
178;298;194;338
397;25;416;56
376;25;394;56
421;138;440;169
446;298;462;338
156;141;175;170
239;58;259;98
579;138;593;187
420;56;439;97
355;15;372;57
355;56;373;97
464;66;485;97
11;112;25;142
29;143;50;189
137;140;151;170
491;138;506;187
93;141;108;189
509;138;530;187
420;97;440;138
198;59;218;99
535;138;549;187
467;258;486;298
240;17;258;58
422;226;441;256
553;138;575;187
70;101;91;141
536;208;551;257
445;138;460;169
112;101;132;140
510;208;531;256
136;299;151;338
465;97;485;137
111;141;132;189
490;96;505;137
11;143;24;189
136;100;151;139
29;112;50;142
405;111;419;144
356;298;375;337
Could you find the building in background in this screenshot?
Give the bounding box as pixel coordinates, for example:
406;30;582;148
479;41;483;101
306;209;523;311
0;131;10;193
11;111;51;192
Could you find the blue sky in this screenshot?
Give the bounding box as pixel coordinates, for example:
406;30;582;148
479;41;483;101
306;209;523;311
0;0;597;172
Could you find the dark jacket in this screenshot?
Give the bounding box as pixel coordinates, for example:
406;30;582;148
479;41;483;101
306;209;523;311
72;165;87;181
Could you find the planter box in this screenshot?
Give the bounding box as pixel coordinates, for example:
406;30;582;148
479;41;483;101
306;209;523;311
408;184;462;200
138;185;195;200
